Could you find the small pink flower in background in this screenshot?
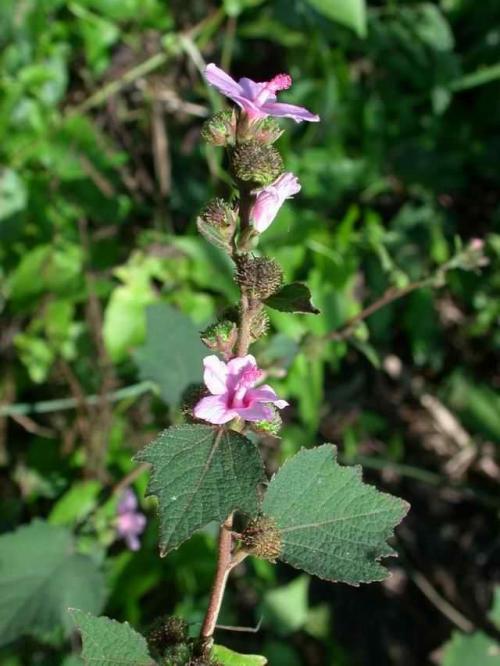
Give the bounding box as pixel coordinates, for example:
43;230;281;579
250;172;301;233
116;488;146;551
204;63;320;123
194;354;288;425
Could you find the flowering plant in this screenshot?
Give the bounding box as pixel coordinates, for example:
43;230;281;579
71;64;409;665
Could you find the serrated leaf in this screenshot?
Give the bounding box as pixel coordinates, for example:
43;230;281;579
265;283;320;315
0;521;106;647
134;303;206;406
305;0;367;38
135;425;266;554
213;644;267;665
69;609;155;666
262;445;409;584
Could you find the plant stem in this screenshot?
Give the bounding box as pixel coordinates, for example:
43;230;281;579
199;515;234;644
199;137;257;649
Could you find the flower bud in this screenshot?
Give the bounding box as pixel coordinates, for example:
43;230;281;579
200;320;238;357
235;254;283;300
148;616;188;656
251;408;282;436
200;110;236;146
231;140;283;186
197;199;237;252
241;515;282;562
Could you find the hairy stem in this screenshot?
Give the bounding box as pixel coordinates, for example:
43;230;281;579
199;141;257;649
200;515;234;644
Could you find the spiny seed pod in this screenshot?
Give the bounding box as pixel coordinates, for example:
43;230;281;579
235;254;283;300
201;110;236;146
231;140;283;186
251;409;283;437
148;616;188;656
250;308;270;340
197;199;237;251
200;320;238;357
199;198;236;229
241;515;282;562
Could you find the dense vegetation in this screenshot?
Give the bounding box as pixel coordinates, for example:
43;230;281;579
1;0;499;664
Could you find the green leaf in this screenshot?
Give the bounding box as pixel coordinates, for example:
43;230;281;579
0;521;106;647
304;0;367;38
134;303;207;406
265;283;320;315
69;609;155;666
262;575;309;636
213;644;267;665
262;445;409;584
135;425;266;554
48;481;102;526
441;631;500;665
0;168;27;220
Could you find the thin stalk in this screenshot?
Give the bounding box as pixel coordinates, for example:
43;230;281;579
199;128;257;650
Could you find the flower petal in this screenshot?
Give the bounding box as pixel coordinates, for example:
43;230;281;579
248;385;289;409
226;354;258;376
238;77;266;100
204;63;243;98
118;488;137;514
203;355;228;395
235;403;274;422
261;102;320;123
194;394;235;425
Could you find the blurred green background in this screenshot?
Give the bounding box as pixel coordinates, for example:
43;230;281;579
1;0;500;664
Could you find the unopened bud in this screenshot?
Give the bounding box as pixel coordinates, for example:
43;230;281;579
197;199;237;252
231;140;283;186
251;409;282;436
148;616;187;656
200;320;238;357
241;515;282;562
235;254;283;300
201;110;236;146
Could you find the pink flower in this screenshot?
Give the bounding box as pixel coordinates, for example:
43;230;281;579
204;63;320;123
250;172;301;233
116;489;146;551
193;354;288;425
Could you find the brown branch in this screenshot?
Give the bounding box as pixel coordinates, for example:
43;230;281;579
199;515;234;645
324;277;431;342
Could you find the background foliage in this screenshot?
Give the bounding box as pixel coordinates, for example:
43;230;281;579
1;0;499;664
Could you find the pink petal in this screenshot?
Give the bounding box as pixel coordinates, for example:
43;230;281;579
125;534;140;551
194;394;235;424
273;172;302;198
204;63;243;98
248;385;289;409
118;488;137;514
203;355;228;395
226;354;258;376
238;77;266;100
261;102;320;123
250;189;282;233
235;403;275;422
